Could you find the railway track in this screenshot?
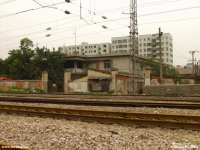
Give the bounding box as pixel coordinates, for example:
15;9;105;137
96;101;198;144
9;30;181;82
1;93;200;102
0;104;200;131
0;95;200;109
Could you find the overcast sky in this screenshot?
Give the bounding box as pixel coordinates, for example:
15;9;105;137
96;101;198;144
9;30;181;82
0;0;200;66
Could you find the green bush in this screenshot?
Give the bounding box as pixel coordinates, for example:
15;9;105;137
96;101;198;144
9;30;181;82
0;87;44;94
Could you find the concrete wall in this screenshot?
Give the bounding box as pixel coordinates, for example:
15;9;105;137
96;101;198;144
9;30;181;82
112;57;129;72
116;79;129;94
68;82;88;93
0;80;42;90
143;84;200;96
144;69;151;85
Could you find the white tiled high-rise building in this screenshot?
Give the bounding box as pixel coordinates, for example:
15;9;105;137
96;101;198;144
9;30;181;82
61;33;173;65
61;42;111;56
111;33;173;65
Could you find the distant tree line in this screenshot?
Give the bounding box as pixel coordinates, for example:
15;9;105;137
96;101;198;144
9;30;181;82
0;38;65;90
141;58;179;77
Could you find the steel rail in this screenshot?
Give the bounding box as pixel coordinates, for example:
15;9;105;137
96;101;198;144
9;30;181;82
0;95;200;109
0;104;200;130
1;93;200;102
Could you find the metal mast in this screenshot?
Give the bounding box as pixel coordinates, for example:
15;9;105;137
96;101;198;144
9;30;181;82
129;0;138;94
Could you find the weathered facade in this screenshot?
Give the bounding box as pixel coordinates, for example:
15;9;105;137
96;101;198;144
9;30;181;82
63;54;146;94
65;69;132;94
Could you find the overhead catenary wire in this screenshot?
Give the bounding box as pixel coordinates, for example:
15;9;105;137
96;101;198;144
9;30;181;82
0;0;199;54
0;1;66;19
32;0;43;7
0;0;16;6
0;0;198;35
1;13;200;44
0;25;128;48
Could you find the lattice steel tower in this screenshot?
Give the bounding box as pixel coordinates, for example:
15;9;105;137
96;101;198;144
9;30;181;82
129;0;138;94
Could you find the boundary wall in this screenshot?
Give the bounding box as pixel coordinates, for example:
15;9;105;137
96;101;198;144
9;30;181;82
143;84;200;96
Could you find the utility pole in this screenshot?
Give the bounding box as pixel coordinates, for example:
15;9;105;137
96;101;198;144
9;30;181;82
159;27;163;84
74;27;77;55
129;0;138;94
189;50;199;75
194;58;197;74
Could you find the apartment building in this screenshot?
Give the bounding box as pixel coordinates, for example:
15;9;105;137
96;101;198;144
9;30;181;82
61;33;173;65
111;33;173;65
61;42;111;56
111;36;132;54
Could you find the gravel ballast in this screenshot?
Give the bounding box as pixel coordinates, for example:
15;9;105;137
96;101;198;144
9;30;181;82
0;113;199;150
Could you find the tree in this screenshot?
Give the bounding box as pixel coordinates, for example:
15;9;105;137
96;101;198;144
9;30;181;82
141;58;179;77
6;38;35;79
0;59;7;75
31;46;65;91
2;37;65;91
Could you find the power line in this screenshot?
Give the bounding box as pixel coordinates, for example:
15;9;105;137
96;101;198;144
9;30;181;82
0;1;66;19
140;16;200;25
174;55;190;59
1;13;200;44
32;0;43;7
0;26;127;48
139;5;200;17
0;0;16;6
1;2;200;47
0;1;199;35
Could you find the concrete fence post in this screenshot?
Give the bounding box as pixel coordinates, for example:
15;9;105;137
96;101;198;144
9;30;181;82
144;67;152;86
42;71;48;93
64;70;71;93
110;70;118;93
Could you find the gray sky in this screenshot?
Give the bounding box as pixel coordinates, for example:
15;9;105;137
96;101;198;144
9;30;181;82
0;0;200;66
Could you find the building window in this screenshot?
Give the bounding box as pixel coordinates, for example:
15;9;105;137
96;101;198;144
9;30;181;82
147;43;151;46
123;39;127;43
103;49;106;52
104;60;111;69
118;40;122;43
147;48;151;52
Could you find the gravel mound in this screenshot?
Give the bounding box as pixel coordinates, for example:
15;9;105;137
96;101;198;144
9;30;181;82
0;114;199;150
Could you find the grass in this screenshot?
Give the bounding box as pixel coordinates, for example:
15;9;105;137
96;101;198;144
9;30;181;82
0;87;44;94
